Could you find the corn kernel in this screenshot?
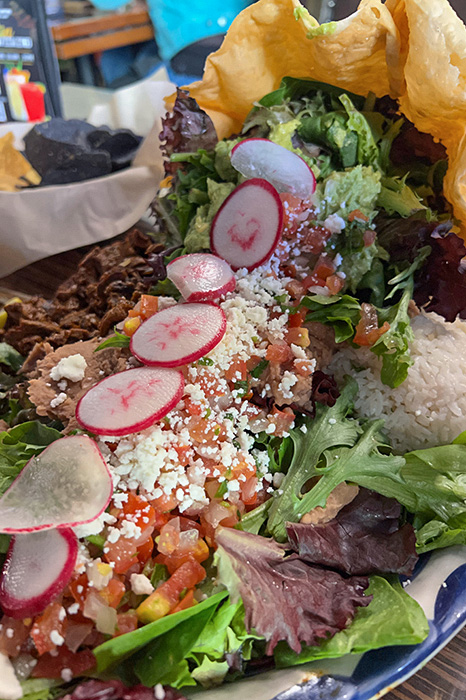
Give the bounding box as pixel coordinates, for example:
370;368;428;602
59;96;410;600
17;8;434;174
123;316;142;336
97;562;113;577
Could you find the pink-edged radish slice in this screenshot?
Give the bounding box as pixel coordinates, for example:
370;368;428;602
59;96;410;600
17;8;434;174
76;366;184;436
0;435;112;534
166;253;235;302
231;138;316;200
130;302;226;367
0;528;78;618
210;178;283;271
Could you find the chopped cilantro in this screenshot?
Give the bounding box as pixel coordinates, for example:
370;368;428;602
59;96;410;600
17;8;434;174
250;359;269;379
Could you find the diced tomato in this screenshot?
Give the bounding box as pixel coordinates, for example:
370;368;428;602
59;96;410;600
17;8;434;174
285;279;306;300
270;406;295;436
128;295;159;320
294;359;314;377
353;303;390;346
121;494;156;536
105;441;118;453
354;320;390;346
173;443;192;466
241;476;258;506
184;397;203;416
363;229;377;247
302;273;325;290
138;295;159;320
127;300;141;318
348;209;369;223
282;263;297;277
68;574;89;609
0;617;31;657
137;537;154;565
266;342;294;364
246;354;263;371
30;602;66;656
326;274;344;295
314;253;336;280
150;491;178;513
171;589;196;614
302;225;331;254
231;460;255;481
224;358;248;382
187;416;226;444
103;538;138;574
164;538;210;575
136;560;205;623
114;613;139;637
99;578;126;609
197;371;225;397
286;327;310;348
32;647;95;679
202;460;226;480
280;193;307;237
288;310;306;328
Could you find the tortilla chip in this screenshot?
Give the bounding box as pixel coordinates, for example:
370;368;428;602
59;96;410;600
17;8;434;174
186;0;466;235
188;0;399;138
388;0;466;234
0;132;41;191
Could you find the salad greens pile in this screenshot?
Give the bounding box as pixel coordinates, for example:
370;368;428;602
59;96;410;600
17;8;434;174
86;379;466;688
4;382;466;692
159;78;466;389
3;75;466;700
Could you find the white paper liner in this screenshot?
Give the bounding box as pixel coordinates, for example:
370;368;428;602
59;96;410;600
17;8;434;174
0;77;175;278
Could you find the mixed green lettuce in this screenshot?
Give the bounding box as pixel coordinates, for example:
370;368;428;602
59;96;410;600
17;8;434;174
156;79;463;395
2;77;466;698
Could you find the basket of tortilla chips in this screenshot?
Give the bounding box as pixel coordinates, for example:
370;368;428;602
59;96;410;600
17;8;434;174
0;78;174;278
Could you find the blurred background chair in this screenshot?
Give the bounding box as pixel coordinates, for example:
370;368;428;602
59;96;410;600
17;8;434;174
86;0;253;86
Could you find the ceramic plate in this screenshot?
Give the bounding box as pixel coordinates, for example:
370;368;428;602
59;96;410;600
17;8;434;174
194;546;466;700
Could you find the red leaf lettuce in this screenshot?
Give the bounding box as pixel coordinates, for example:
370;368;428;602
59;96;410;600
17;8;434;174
215;528;371;655
286;488;418;576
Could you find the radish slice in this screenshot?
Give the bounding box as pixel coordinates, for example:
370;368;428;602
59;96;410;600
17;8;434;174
210;178;283;271
0;435;112;534
0;529;78;618
231;138;316;200
76;366;184;436
130;303;226;367
166;253;235;302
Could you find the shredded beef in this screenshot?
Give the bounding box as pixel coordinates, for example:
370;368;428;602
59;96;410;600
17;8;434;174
0;229;168;357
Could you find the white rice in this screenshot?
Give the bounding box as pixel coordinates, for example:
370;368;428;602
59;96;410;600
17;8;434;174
328;312;466;453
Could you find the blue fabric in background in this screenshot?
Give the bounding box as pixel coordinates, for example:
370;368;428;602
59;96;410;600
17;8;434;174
92;0;251;61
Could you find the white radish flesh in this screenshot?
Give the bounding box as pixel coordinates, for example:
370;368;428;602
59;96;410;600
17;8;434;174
0;435;112;534
167;253;235;302
0;528;78;618
231;138;316;200
210;178;283;271
130;303;226;367
76;366;184;436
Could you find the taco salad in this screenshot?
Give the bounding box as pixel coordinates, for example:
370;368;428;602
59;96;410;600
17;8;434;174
2;1;466;699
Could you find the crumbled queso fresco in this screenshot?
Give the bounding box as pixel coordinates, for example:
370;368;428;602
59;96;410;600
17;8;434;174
73;261;319;550
50;353;87;382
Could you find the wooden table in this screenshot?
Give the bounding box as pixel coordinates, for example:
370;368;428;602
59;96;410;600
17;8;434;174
51;8;154;60
1;245;466;699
